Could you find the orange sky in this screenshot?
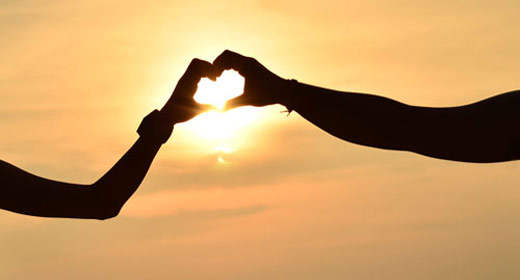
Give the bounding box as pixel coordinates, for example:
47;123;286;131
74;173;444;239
1;0;520;279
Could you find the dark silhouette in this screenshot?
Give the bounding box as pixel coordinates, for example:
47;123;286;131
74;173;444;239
0;59;219;219
214;50;520;163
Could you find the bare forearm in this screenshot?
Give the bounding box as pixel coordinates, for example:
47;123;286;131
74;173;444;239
281;82;413;150
70;110;171;219
212;50;520;162
1;58;214;219
0;137;162;219
90;137;162;218
0;111;171;219
281;82;520;162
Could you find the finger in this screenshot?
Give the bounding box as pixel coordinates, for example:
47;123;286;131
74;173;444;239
177;59;220;97
182;58;219;83
213;50;251;75
224;95;249;110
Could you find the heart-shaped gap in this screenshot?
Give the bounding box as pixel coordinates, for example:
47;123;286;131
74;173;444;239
194;70;245;110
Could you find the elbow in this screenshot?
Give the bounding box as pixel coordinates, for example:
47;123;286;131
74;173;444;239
507;138;520;162
84;202;121;220
88;184;124;220
94;208;120;220
100;214;117;220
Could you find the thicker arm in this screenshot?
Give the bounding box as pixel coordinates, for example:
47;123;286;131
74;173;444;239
282;83;520;163
213;50;520;163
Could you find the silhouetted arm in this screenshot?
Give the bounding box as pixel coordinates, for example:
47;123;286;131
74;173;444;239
0;59;218;219
282;84;520;163
214;50;520;163
0;133;163;220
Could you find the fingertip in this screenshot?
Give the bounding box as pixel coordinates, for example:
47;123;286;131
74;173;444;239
209;67;223;81
222;49;240;58
191;58;203;64
188;58;209;71
207;70;218;81
188;58;221;81
213;50;236;68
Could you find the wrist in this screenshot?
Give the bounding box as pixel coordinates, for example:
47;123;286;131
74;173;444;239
277;78;299;111
137;110;173;144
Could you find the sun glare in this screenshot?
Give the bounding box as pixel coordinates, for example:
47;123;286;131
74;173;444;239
184;70;261;163
194;70;245;110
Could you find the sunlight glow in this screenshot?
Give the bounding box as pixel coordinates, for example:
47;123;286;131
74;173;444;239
184;71;261;158
187;109;260;142
215;145;232;165
217;156;228;164
215;145;233;154
194;70;245;110
185;108;262;157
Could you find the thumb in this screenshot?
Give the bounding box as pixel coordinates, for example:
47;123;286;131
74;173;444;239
224;95;248;110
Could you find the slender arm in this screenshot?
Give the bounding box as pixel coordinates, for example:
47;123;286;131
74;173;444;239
0;58;218;219
0;112;167;220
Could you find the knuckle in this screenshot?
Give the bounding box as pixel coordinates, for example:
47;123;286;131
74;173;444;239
190;58;205;69
245;56;256;65
190;58;211;71
189;58;201;69
191;58;202;64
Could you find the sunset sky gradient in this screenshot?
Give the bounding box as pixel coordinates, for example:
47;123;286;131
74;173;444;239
1;0;519;279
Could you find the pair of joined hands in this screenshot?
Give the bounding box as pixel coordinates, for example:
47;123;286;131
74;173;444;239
3;48;519;220
160;50;289;125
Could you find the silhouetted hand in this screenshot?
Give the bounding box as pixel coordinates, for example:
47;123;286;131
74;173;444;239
213;50;287;109
161;58;220;123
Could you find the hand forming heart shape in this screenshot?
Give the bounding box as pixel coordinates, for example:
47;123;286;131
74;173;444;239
194;70;245;110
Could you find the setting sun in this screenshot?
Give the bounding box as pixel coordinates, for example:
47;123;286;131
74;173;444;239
183;107;263;161
182;70;261;160
194;70;245;110
3;1;520;279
